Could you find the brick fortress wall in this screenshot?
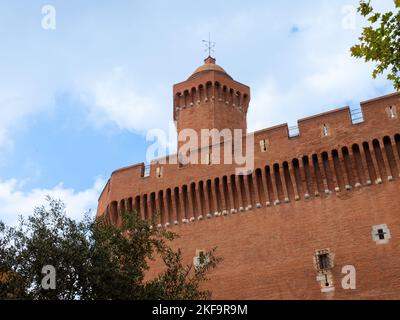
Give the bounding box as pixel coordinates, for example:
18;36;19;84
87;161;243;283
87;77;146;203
96;59;400;299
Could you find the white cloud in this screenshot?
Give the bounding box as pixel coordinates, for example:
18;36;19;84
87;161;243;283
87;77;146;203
248;1;393;132
76;67;169;134
0;177;105;227
249;55;389;133
0;80;54;149
249;59;381;132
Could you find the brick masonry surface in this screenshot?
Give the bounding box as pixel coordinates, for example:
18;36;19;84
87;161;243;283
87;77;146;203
97;57;400;299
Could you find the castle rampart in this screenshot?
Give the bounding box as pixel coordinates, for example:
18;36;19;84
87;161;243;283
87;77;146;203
96;56;400;299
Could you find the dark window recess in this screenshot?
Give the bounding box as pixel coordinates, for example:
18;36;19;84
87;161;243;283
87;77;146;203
377;229;386;240
317;253;331;271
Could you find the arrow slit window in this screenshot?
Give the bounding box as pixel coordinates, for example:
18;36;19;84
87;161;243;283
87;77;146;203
259;139;268;153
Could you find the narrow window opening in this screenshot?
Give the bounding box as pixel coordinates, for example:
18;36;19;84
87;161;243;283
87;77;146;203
318;253;330;270
323;124;329;137
377;229;386;240
389;106;396;119
193;249;208;269
315;250;333;272
314;249;335;292
259;139;268;152
372;224;391;244
156;167;163;178
143;165;151;178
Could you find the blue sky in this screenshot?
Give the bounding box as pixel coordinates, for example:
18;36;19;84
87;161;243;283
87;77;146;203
0;0;396;225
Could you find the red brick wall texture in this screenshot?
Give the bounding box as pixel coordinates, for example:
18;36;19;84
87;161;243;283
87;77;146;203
97;57;400;299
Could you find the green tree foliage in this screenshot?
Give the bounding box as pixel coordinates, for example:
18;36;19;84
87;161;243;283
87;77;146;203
351;0;400;90
0;197;221;300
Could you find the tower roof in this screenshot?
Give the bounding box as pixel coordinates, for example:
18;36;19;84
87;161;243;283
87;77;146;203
188;56;233;80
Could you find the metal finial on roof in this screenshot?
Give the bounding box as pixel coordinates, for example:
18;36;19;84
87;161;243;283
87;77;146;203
202;33;215;58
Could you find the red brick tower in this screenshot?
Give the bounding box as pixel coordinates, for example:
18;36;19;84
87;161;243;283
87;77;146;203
173;56;250;150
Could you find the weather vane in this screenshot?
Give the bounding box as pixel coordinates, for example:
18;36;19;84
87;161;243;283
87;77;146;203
202;33;216;57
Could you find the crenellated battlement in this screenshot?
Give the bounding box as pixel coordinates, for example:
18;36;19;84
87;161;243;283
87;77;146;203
173;79;250;117
97;91;400;228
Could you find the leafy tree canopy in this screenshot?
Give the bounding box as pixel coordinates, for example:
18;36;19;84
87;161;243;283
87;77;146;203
0;197;221;300
351;0;400;90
